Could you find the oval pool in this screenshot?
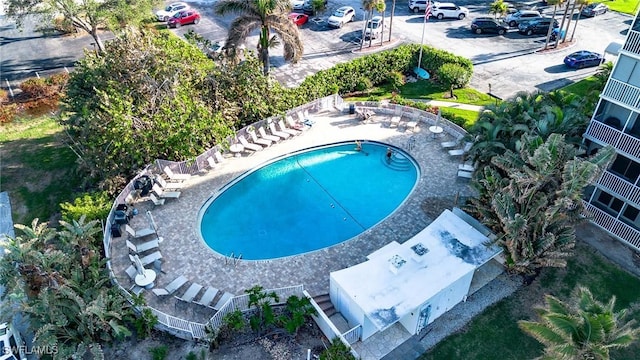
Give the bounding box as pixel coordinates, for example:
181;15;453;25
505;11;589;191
199;142;419;260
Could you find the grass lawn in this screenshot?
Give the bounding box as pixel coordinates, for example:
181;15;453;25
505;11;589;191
602;0;639;15
440;107;481;129
0;116;81;225
560;76;601;97
420;241;640;360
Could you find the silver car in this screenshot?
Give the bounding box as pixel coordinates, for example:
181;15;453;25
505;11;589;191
327;6;356;28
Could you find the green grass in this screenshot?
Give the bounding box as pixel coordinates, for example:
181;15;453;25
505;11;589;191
0;116;81;224
559;76;601;97
420;242;640;360
599;0;640;15
440;107;481;129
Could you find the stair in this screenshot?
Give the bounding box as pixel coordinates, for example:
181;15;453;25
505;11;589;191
313;293;336;317
383;152;412;171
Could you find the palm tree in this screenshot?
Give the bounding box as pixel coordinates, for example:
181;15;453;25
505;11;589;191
214;0;303;75
360;0;385;50
489;0;508;19
544;0;566;50
570;0;592;42
519;286;640;359
388;0;397;42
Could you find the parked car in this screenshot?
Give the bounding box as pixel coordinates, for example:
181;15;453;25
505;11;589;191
327;6;355;28
471;17;508;35
289;12;309;26
431;2;469;20
167;9;201;28
156;2;189;22
408;0;434;13
503;1;533;14
0;322;27;360
564;50;604;68
518;17;558;36
363;16;383;39
291;0;305;11
505;10;541;27
581;3;608;17
302;0;327;14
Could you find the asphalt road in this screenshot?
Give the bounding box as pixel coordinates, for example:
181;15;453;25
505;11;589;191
0;0;632;100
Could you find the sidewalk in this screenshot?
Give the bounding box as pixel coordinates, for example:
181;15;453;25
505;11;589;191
408;99;485;112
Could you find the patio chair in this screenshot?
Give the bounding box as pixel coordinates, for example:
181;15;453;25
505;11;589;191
214;150;225;163
163;166;191;182
457;170;473;179
126;239;160;254
195;286;219;307
247;128;272;147
212;292;234;311
278;119;300;137
175;283;203;303
302;109;315;127
125;265;137;281
207;156;218;169
148;193;165;206
155;175;185;190
440;140;458;150
448;142;473;157
129;251;162;266
258;126;280;143
285;116;305;130
237;135;263;152
152;275;188;297
268;122;290;140
125;224;156;239
152;184;181;199
405;120;419;132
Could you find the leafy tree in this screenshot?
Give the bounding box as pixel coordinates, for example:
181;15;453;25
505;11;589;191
435;63;471;98
279;295;317;335
519;286;640;359
60;191;111;223
489;0;508;18
214;0;303;75
310;0;327;16
245;285;279;334
3;0;155;53
466;134;615;274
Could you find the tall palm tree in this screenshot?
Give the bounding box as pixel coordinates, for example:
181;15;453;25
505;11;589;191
360;0;385;49
570;0;592;42
214;0;303;75
519;286;640;359
388;0;397;42
544;0;565;50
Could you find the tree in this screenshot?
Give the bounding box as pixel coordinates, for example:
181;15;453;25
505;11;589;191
466;134;615;274
544;0;566;50
245;285;279;334
519;286;640;359
435;63;471;98
3;0;154;53
360;0;385;50
310;0;327;16
489;0;508;19
569;0;592;42
214;0;303;75
388;0;397;42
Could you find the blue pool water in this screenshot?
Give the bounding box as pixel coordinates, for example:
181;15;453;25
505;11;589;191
199;142;419;260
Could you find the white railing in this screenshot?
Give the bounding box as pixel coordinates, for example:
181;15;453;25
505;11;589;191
602;79;640;111
342;325;362;344
597;171;640;202
623;30;640;56
583;202;640;250
617;132;640;160
584;120;621;146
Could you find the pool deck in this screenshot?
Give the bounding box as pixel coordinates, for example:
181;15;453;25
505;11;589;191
110;109;476;327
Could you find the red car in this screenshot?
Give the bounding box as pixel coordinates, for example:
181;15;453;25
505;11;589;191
167;9;201;28
288;13;309;26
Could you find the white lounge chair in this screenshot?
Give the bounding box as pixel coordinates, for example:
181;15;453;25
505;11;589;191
148;193;165;206
213;292;234;311
237;135;263;152
195;287;219;307
152;275;188;296
247;128;272;147
129;251;162;266
448;142;473;157
163;166;191;182
125;224;156;239
405;120;419;132
214;150;225;163
258;126;280;143
175;283;203;302
285;116;305;131
278;119;300;137
207;156;218;169
457;170;473;179
155;175;185;190
152;184;181;199
440;141;458;150
126;239;160;254
268;122;290;140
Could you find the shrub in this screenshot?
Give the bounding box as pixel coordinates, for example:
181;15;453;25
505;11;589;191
355;77;373;92
133;308;158;339
149;345;168;360
0;89;9;103
319;338;355;360
386;71;405;91
436;63;472;98
0;103;19;124
20;78;56;99
60;191;112;223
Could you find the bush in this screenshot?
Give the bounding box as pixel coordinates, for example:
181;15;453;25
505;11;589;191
319;338;355;360
20;78;56;99
0;103;19;124
59;191;112;223
0;89;9;104
133;308;158;339
386;71;405;91
436;63;472;98
149;345;168;360
355;77;373;92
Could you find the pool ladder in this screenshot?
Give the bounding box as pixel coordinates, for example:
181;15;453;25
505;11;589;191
225;252;243;268
406;135;417;152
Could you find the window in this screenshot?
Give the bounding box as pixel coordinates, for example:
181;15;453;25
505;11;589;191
621;205;640;230
609;155;640;183
612;55;638;83
594;190;624;216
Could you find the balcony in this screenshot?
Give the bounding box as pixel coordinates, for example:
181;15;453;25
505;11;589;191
597;171;640;205
584;120;640;160
623;30;640;56
601;78;640;111
583;201;640;251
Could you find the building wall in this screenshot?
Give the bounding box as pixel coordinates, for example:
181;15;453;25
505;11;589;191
582;10;640;251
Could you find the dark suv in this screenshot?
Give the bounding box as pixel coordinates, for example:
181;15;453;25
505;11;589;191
518;17;558;36
470;17;508;35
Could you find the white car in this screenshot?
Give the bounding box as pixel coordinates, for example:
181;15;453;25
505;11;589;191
156;2;189;22
327;6;356;28
291;0;304;11
431;2;469;20
364;16;383;39
0;323;27;360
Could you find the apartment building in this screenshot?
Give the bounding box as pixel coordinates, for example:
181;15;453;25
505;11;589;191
582;10;640;252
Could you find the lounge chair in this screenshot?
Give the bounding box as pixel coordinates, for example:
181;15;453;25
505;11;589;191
247;128;272;147
448;142;473;157
125;265;137;281
126;239;160;254
457;170;473;179
155;175;185;190
285;116;305;130
237;135;263;152
268;122;290;140
214;150;225;163
152;184;181;199
195;286;219;307
125;224;156;239
175;283;203;302
389;116;401;128
458;163;475;172
440;141;458;150
298;110;315;127
207;156;218;169
129;251;162;266
148;193;165;206
278;119;300;136
163;166;191;182
152;275;188;296
258;126;280;143
213;292;234;311
405;120;419;132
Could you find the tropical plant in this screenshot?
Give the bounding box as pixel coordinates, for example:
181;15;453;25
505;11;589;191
60;191;111;223
519;286;640;359
214;0;303;75
279;295;318;335
360;0;386;49
149;345;169;360
246;285;280;333
466;134;615;274
310;0;327;15
319;338;356;360
544;0;566;50
569;0;591;42
489;0;508;18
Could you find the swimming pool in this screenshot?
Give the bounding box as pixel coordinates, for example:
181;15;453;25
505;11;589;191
199;142;419;260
